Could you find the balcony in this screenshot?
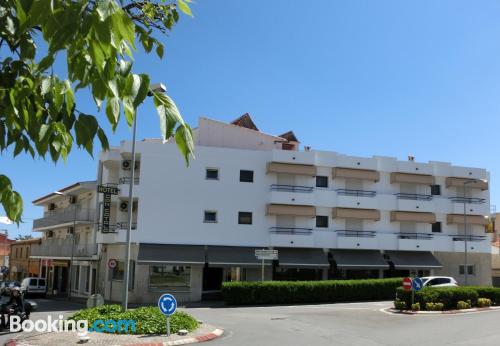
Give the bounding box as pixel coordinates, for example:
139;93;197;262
449;197;486;204
119;177;140;184
270;184;314;193
336;189;376;197
30;239;98;258
33;208;95;230
269;227;313;235
395;193;432;201
98;222;137;233
450;234;490;252
335;230;378;249
451;234;487;242
398;232;434;251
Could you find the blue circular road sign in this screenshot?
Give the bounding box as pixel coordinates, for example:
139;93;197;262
158;294;177;316
412;277;424;291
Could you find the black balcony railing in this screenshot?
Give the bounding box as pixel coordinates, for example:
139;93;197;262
119;177;140;184
398;232;434;240
336;189;376;197
395;193;433;201
449;197;486;204
336;230;376;238
269;227;313;235
451;234;487;242
270;184;314;193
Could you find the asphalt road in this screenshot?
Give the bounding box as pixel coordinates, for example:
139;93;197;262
1;299;500;345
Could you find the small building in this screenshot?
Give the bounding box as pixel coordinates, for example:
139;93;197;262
0;231;13;280
9;238;41;281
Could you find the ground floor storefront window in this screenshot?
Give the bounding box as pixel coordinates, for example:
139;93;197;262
383;269;430;278
149;265;191;289
329;269;380;280
273;268;323;281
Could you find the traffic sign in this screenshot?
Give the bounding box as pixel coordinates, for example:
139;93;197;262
108;259;117;269
402;277;412;291
412;277;424;292
158;294;177;316
255;249;278;260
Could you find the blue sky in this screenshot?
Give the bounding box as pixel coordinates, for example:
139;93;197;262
2;0;500;237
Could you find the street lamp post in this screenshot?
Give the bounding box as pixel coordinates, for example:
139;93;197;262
121;83;166;312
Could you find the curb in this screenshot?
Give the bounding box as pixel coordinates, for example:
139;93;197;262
381;306;500;315
5;328;224;346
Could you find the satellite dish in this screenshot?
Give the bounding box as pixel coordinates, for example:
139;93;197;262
86;294;104;308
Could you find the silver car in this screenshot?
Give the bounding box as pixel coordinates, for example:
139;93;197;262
421;276;459;287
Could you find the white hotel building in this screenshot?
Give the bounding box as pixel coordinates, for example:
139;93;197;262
32;114;492;302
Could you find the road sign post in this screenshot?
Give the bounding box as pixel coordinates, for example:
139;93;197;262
411;277;424;307
158;294;177;337
108;259;117;302
255;249;278;281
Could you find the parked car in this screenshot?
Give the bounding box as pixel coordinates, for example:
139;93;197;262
20;278;47;297
421;276;458;287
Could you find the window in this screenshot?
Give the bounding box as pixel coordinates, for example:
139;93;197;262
205;168;219;180
427;278;450;286
238;212;253;225
316;216;329;228
431;185;441;195
149;265;191;288
204;211;217;223
459;265;475;275
432;222;442;233
47;231;54;238
111;261;135;289
316;176;328;188
240;170;254;183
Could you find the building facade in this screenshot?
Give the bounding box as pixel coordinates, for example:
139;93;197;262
91;114;491;304
9;238;41;281
30;182;99;298
0;231;12;279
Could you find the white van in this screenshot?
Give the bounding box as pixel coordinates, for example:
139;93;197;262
21;278;47;297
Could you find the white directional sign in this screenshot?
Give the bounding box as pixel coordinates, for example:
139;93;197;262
255;249;278;260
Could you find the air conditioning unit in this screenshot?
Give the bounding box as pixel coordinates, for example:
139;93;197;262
48;203;56;211
122;160;132;170
119;201;129;212
69;196;77;204
67;227;74;235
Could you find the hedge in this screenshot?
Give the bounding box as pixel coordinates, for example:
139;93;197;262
395;286;500;310
221;278;402;305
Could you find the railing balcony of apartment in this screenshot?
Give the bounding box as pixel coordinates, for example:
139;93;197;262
270;184;314;193
269;227;313;235
449;197;486;204
398;232;434;240
33;208;95;230
335;230;376;238
395;193;433;201
31;239;97;258
98;222;137;232
118;177;140;184
451;234;488;242
336;189;376;197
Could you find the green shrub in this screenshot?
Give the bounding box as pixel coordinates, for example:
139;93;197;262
68;305;199;335
411;302;420;311
396;286;480;310
394;299;406;310
425;302;444;311
477;298;492;308
457;300;471;310
221;278;402;305
472;288;500;306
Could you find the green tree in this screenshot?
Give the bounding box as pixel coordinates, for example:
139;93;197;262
0;0;195;223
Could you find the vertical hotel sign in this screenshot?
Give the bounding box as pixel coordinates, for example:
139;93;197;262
97;185;119;233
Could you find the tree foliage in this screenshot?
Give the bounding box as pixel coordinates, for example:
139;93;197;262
15;233;33;240
0;0;195;223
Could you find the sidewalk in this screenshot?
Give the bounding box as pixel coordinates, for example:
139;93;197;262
5;324;223;346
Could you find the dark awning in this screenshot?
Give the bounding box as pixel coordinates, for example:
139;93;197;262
385;251;442;269
277;248;330;268
207;246;271;267
331;250;388;269
137;244;206;265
